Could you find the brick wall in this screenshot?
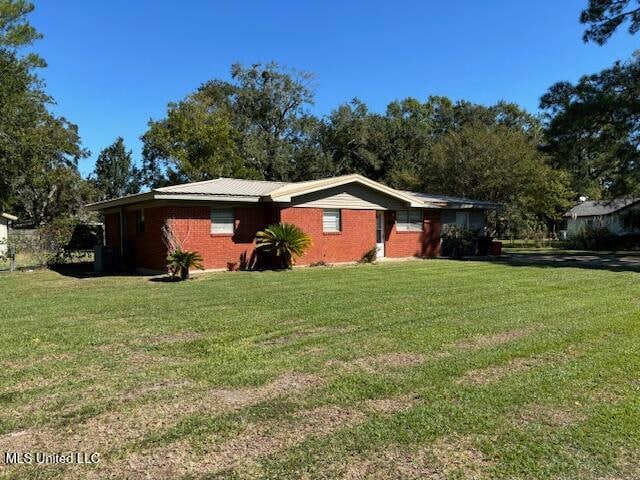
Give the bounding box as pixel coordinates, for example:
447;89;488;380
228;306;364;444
384;209;441;258
163;205;276;270
124;206;168;270
103;203;443;271
280;207;377;264
104;213;120;252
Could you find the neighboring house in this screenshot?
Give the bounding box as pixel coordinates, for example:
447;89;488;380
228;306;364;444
87;174;499;272
0;213;17;256
564;199;640;237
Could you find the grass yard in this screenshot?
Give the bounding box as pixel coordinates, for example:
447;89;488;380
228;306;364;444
0;260;639;479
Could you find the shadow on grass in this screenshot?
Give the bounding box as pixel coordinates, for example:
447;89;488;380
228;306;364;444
48;262;158;279
494;253;640;273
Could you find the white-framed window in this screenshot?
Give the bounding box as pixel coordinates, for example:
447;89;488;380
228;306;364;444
396;209;423;231
323;208;341;232
455;211;470;228
210;208;235;234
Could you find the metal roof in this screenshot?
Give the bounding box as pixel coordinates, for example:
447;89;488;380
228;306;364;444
155;178;289;196
564;199;640;217
402;191;501;209
87;175;500;211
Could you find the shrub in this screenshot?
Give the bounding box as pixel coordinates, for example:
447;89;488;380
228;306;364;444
255;223;312;269
309;261;328;267
440;225;475;258
167;249;204;280
360;246;377;264
566;225;617;251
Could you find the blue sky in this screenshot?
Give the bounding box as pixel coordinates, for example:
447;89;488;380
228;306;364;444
30;0;637;176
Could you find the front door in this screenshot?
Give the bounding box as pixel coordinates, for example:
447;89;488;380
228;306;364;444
376;211;385;258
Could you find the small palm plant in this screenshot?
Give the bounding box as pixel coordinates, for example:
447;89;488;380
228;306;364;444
167;248;204;280
256;223;312;269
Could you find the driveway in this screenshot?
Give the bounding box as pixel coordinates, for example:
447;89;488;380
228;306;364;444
499;253;640;272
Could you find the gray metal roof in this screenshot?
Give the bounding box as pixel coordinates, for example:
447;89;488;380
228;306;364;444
402;191;500;209
155;178;289;197
87;176;499;210
565;199;640;217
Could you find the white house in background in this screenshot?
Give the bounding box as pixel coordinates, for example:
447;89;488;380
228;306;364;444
0;213;17;256
564;199;640;236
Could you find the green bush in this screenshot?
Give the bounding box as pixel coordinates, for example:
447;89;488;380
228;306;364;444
440;225;475;258
360;246;377;264
256;223;312;269
566;225;617;251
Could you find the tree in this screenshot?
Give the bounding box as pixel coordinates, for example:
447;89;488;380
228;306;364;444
581;0;640;44
142;62;316;186
423;123;573;226
540;54;640;198
315;99;382;179
0;1;89;223
0;0;44;67
91;137;141;200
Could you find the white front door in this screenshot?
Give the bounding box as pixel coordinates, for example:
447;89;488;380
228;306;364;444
376;211;385;258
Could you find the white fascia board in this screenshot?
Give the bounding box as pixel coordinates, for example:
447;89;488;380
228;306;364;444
155;194;261;203
86;192;262;211
85;192;155;211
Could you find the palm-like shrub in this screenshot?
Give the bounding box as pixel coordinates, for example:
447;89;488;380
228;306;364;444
167;249;204;280
256;223;312;269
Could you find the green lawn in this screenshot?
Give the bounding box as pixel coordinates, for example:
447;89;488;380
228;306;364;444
0;260;639;479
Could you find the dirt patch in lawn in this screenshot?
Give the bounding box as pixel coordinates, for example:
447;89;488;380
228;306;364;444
131;331;203;346
258;325;356;346
339;446;439;479
514;403;587;428
456;356;550;386
432;434;493;478
0;372;325;472
0;352;74;371
88;405;365;479
334;435;492;479
364;394;421;414
450;328;532;352
327;352;426;374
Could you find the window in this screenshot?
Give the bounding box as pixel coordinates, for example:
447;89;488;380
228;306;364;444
455;211;470;229
211;208;235;234
323;209;341;232
136;209;145;234
396;209;423;231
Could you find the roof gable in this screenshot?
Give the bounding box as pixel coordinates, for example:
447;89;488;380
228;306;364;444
266;174;423;207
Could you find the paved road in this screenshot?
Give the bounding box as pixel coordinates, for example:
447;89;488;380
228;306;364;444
499;253;640;272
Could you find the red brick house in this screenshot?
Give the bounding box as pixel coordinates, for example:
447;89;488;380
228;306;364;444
87;174;498;272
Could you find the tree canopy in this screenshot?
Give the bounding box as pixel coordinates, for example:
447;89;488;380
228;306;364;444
91;137;141;200
540;54;640;199
0;0;91;224
581;0;640;44
142;62;316;186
